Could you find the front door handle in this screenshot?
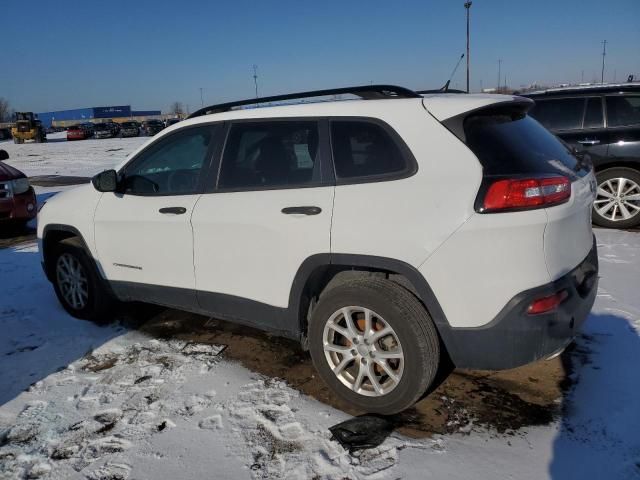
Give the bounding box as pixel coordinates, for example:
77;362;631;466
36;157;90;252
159;207;187;215
281;206;322;215
578;139;600;146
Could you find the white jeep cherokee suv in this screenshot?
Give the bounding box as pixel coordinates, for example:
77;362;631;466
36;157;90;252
38;85;598;414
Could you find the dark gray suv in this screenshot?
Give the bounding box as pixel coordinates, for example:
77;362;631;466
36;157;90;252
525;83;640;229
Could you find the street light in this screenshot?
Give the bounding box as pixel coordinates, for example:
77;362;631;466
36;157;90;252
464;2;472;93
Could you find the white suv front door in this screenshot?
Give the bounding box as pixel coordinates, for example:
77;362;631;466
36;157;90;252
94;124;218;297
191;120;334;314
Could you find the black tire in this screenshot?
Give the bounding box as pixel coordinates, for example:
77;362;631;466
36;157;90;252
51;238;117;324
593;167;640;229
308;278;441;414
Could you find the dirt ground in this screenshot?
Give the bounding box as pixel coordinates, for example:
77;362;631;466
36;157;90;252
138;308;571;439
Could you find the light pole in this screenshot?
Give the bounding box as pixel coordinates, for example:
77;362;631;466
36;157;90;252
253;65;259;99
601;40;607;84
199;88;204;107
497;59;502;92
464;2;472;93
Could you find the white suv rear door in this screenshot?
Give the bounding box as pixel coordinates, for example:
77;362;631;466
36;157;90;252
94;125;220;298
191;120;334;310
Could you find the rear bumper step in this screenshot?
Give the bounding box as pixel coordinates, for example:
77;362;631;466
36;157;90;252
442;236;598;370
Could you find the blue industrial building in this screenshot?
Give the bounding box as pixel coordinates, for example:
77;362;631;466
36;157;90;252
37;106;162;128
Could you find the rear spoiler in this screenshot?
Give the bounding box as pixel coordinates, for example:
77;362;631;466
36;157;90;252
437;99;534;143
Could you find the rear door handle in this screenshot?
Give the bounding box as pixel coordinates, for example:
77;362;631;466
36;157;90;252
578;139;600;145
159;207;187;215
281;206;322;215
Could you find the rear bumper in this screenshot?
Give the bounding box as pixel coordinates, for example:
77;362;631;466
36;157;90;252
442;236;598;370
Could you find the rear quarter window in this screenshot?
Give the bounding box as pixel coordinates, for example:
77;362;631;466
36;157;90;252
606;95;640;127
464;108;583;178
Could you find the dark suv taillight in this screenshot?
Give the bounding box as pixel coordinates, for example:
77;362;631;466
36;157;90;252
479;176;571;213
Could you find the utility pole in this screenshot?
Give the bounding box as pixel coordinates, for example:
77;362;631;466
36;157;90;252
253;65;259;99
601;40;607;84
497;59;502;92
464;2;472;93
199;88;203;107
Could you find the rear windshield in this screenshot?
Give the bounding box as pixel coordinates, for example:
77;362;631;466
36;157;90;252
463;108;585;178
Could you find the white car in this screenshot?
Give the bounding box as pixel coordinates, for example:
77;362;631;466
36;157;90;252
38;85;599;414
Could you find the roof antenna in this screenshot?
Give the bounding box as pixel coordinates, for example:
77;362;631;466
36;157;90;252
442;53;465;92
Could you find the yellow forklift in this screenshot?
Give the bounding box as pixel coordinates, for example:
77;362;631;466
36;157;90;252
11;112;46;144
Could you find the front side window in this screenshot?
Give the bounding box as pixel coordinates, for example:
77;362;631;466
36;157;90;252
123;125;213;195
330;121;407;180
528;98;585;131
218;121;320;189
606;95;640;127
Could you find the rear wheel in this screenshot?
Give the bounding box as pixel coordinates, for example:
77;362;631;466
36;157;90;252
308;278;441;414
51;238;116;324
593;167;640;229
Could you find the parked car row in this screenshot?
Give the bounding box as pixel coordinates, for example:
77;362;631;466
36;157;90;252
62;118;182;141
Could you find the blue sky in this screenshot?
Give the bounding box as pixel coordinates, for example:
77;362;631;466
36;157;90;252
2;0;639;113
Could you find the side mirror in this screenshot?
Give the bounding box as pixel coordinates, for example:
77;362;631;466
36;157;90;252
92;169;118;192
0;150;8;161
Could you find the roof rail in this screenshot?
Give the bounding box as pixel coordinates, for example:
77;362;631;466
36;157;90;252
187;84;421;119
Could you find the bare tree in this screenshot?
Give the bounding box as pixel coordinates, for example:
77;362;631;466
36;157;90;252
0;98;10;122
169;102;184;117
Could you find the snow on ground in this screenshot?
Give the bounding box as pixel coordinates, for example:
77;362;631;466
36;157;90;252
0;137;639;479
1;132;147;177
1;232;638;479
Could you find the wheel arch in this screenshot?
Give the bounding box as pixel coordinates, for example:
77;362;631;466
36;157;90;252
594;160;640;173
42;224;91;281
291;254;456;357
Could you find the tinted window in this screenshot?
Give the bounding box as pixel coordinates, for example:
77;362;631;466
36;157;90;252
123;126;213;195
606;95;640;127
330;121;407;179
528;98;585;131
464;108;582;177
218;121;320;189
583;97;604;129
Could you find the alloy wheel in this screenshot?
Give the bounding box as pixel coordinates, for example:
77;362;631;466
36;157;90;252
322;306;404;397
56;253;89;310
594;177;640;222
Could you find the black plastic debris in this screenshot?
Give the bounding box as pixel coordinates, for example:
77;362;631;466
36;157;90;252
329;415;396;454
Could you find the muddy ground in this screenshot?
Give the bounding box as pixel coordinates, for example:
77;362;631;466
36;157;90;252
138;308;572;439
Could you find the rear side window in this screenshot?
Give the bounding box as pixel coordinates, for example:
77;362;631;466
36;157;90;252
218;121;320;189
528;98;584;131
464;108;582;177
606;95;640;127
330;121;408;180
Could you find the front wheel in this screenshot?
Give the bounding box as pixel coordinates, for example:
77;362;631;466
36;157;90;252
51;238;116;324
308;278;441;414
593;167;640;229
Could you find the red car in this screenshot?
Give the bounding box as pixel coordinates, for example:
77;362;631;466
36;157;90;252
66;125;90;141
0;149;37;228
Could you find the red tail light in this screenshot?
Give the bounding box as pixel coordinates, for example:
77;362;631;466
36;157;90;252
527;290;569;315
482;176;571;212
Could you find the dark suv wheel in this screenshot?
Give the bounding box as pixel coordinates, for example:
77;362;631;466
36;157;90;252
593;167;640;229
51;238;116;324
308;278;440;414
